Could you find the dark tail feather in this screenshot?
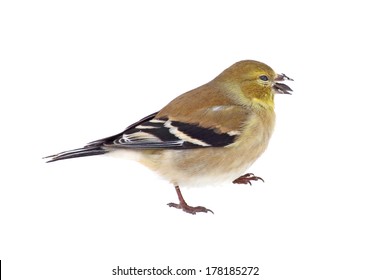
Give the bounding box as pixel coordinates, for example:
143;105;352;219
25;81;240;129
44;146;108;163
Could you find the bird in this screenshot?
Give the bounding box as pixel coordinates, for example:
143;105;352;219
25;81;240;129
45;60;293;215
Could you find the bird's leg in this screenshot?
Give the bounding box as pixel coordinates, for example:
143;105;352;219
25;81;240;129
232;173;264;185
167;186;214;215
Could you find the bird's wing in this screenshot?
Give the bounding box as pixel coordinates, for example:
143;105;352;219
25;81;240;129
87;106;250;150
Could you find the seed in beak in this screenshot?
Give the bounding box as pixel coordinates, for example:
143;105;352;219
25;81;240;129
273;82;293;94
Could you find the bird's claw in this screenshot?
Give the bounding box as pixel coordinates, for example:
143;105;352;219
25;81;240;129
167;202;214;215
232;173;264;185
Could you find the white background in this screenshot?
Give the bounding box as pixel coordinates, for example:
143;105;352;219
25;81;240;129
1;0;368;279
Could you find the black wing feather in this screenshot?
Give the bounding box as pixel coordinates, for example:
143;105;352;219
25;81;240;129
170;120;235;147
45;111;238;163
89;113;237;149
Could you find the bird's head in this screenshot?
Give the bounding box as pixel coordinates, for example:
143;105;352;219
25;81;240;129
214;60;293;108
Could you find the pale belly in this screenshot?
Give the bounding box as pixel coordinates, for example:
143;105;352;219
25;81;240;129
139;118;274;187
110;109;275;187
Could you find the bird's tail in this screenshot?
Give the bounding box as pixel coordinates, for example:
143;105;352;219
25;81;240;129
44;146;108;163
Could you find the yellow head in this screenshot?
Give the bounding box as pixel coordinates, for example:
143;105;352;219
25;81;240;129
214;60;293;108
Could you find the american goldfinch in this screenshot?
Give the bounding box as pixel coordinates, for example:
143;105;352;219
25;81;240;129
45;60;293;214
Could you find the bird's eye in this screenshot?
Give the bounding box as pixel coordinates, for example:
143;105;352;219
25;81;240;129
259;75;269;81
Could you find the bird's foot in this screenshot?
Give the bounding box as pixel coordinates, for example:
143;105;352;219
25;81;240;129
167;202;214;215
232;173;264;185
168;185;214;215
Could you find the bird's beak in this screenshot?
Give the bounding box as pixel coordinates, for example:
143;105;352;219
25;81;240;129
273;73;293;94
